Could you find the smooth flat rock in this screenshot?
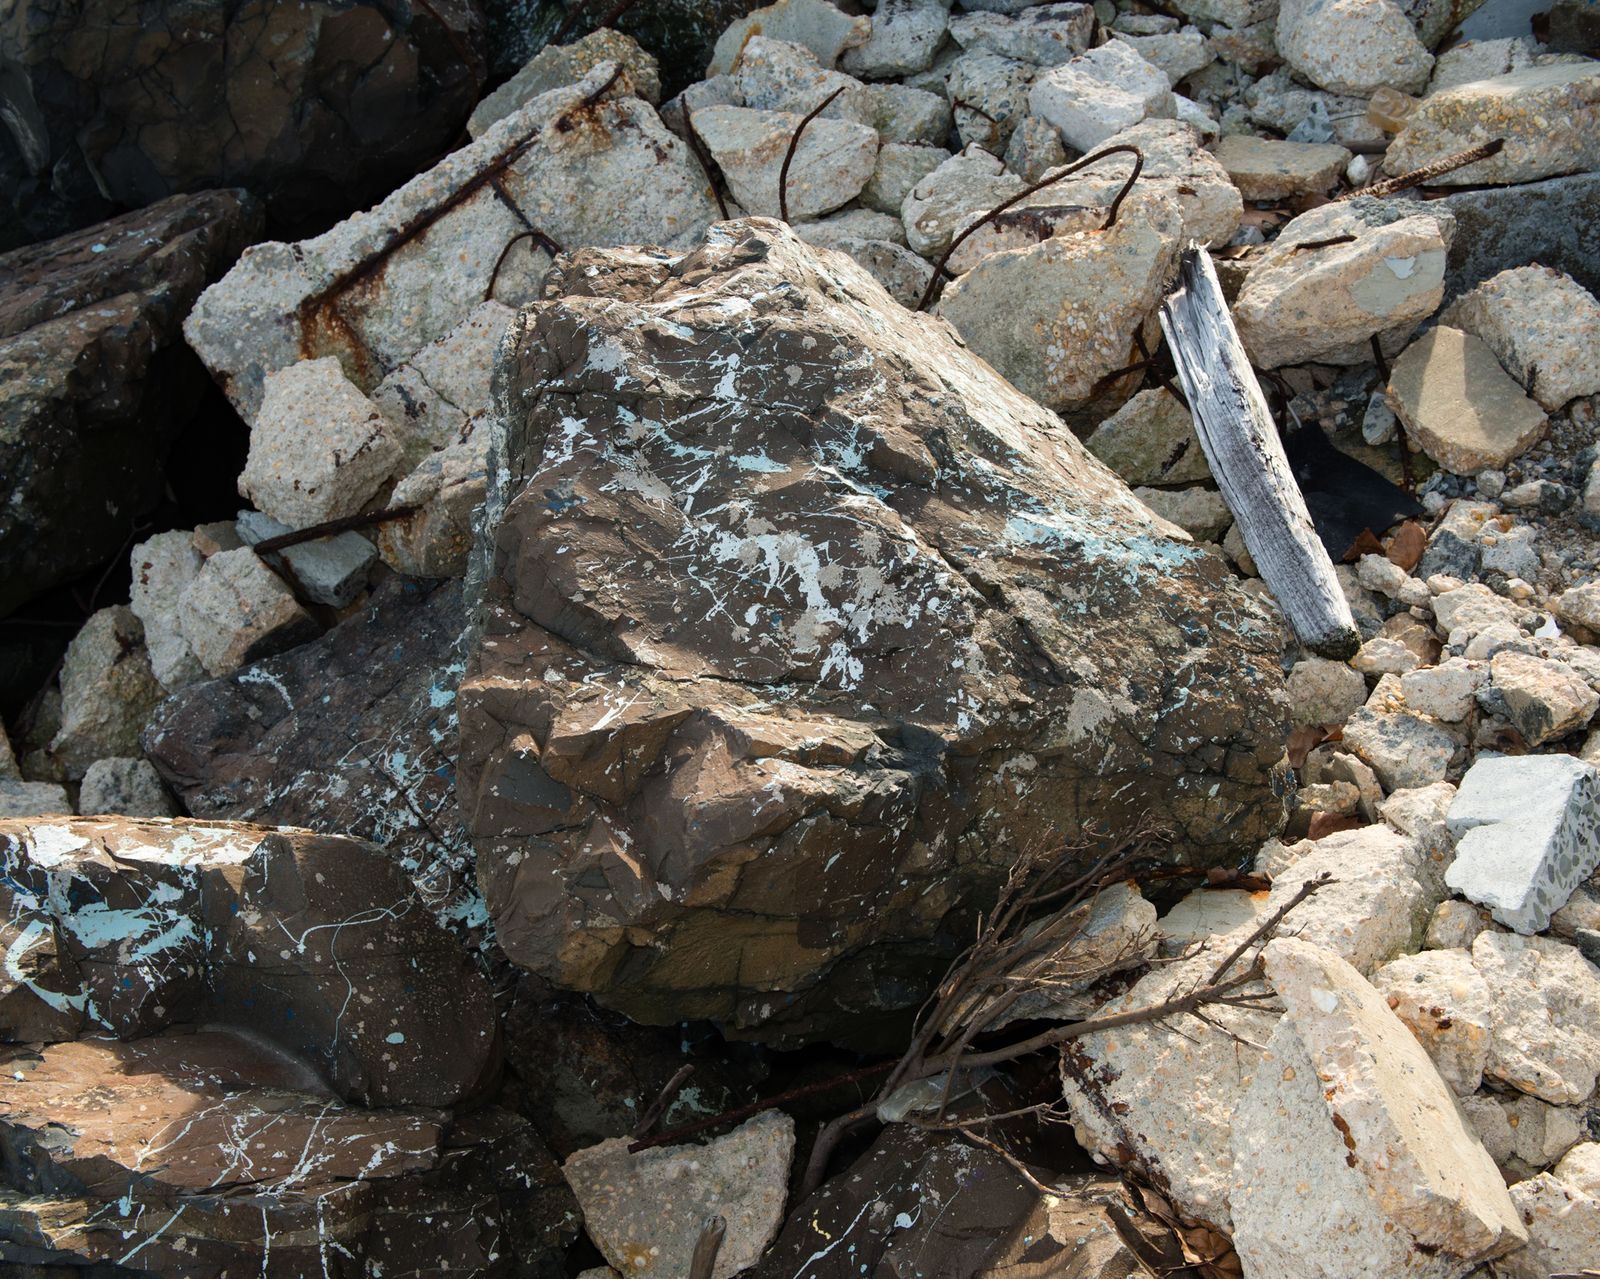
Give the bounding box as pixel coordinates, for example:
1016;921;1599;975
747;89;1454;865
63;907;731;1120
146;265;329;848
1389;326;1548;474
1446;754;1600;933
1389;62;1600;186
1213;134;1352;201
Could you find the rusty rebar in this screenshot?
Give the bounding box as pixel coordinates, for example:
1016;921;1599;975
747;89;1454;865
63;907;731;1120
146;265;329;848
1333;137;1505;201
779;87;847;224
684;105;731;221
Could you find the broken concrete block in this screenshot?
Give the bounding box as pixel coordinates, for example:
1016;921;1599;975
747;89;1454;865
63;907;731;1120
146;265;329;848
376;429;489;579
1464;1092;1586;1179
0;779;72;818
1446;754;1600;935
241;358;402;529
1133;485;1230;542
866;80;950;144
1285;656;1368;727
731;36;875;125
1341;705;1458;792
127;531;205;692
1441;265;1600;412
49;606;164;781
1371;948;1493;1094
1472;931;1600;1105
843;0;951;78
77;757;178;818
1085;387;1211;488
563;1111;794;1279
469;29;662;138
947;3;1095;66
945;49;1036;149
176;548;319;678
899;144;1021;258
238;511;380;608
1275;0;1434;96
1213;134;1352;200
1504;1171;1600;1279
694;105;878;219
1389;63;1600;187
707;0;871;75
1389;327;1549;476
1230;939;1526;1278
1027;39;1177;151
1117;26;1214;86
860;142;949;215
1483;651;1600;746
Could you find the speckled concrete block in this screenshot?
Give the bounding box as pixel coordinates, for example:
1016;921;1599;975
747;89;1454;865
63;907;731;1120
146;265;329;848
1446;754;1600;934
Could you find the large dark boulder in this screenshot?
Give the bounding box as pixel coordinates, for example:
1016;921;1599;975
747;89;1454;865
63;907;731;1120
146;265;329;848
459;219;1290;1046
1;0;487;247
0;189;261;619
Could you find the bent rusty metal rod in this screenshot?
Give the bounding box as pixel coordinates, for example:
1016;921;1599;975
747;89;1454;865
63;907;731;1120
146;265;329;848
484;229;566;301
684;104;731;221
1334;137;1504;201
913;143;1144;312
779;87;848;224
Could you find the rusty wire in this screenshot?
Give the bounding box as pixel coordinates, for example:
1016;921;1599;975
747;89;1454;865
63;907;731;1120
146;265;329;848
778;86;847;224
484;229;566;301
913;143;1144;312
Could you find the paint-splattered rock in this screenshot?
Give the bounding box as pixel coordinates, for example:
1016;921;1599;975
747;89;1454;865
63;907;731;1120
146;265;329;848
0;1030;572;1274
0;814;497;1108
459;217;1289;1046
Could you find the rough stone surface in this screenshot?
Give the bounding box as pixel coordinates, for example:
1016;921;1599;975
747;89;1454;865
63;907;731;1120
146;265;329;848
842;0;951;77
128;530;206;692
948;4;1096;65
1487;650;1600;746
176;548;319;679
48;606;163;782
563;1112;794;1279
238;513;381;608
694;104;878;218
1003;114;1067;182
1466;1093;1586;1178
1085;388;1211;488
1441;266;1600;412
900;144;1022;258
1;0;486;237
184;63;721;423
1133;485;1230;542
1401;658;1485;721
0;191;261;617
377;428;491;578
1230;939;1525;1277
240;357;404;529
867;80;952;144
731;36;876;125
1234;199;1453;369
934;189;1184;411
1371;948;1493;1094
1389;63;1600;186
0;779;72;819
470;29;662;138
1341;705;1459;791
1213;134;1352;200
1472;931;1600;1105
145;578;481;941
76;757;177;819
0;815;498;1103
1437;173;1600;303
1390;327;1549;476
708;0;872;74
463;220;1288;1045
1446;754;1600;934
1276;0;1434;95
860;142;950;215
1287;656;1369;726
1246;67;1389;150
1118;27;1215;85
1028;40;1177;151
946;50;1037;149
1505;1171;1600;1279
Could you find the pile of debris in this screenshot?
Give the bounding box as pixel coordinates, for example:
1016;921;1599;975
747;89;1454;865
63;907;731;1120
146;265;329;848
4;0;1600;1272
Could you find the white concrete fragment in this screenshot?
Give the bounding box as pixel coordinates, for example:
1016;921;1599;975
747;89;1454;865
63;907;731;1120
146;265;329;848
177;548;319;678
128;531;206;692
1442;266;1600;412
693;104;878;219
1472;931;1600;1105
1027;40;1177;151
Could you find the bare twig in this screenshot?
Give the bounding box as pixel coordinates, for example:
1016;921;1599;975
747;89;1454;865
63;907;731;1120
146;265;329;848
688;1216;727;1279
914;144;1143;311
1334;137;1504;201
779;87;847;223
1206;872;1332;984
631;1064;696;1140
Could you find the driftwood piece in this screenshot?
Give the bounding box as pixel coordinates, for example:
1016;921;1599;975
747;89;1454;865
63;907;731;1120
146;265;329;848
1158;247;1360;659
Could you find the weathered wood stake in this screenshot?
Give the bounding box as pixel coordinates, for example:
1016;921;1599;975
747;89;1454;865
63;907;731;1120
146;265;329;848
1158;246;1360;659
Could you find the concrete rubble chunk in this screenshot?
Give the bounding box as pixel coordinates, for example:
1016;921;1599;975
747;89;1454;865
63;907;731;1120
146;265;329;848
1472;931;1600;1105
1445;754;1600;934
1027;40;1178;151
1229;939;1526;1278
1263;825;1441;972
237;511;380;608
1213;134;1352;201
1173;0;1280;31
176;547;320;678
77;757;177;818
1133;485;1230;542
562;1111;794;1279
1370;948;1493;1094
1117;27;1215;86
127;530;206;692
1003;113;1066;181
0;779;73;818
1465;1092;1586;1178
709;0;872;75
375;428;490;579
1440;265;1600;412
1246;68;1390;150
49;606;164;781
1341;705;1459;792
934;188;1184;411
1275;0;1434;96
240;357;403;530
1484;650;1600;746
469;29;662;139
465;219;1288;1044
1436;172;1600;303
1389;327;1549;476
732;37;876;125
1505;1170;1600;1279
184;64;720;422
693;104;879;218
1389;63;1600;187
900;144;1022;257
1234;199;1453;368
1085;387;1212;488
947;3;1096;65
860;142;949;214
866;79;952;143
1286;656;1368;727
841;0;951;77
946;49;1037;150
